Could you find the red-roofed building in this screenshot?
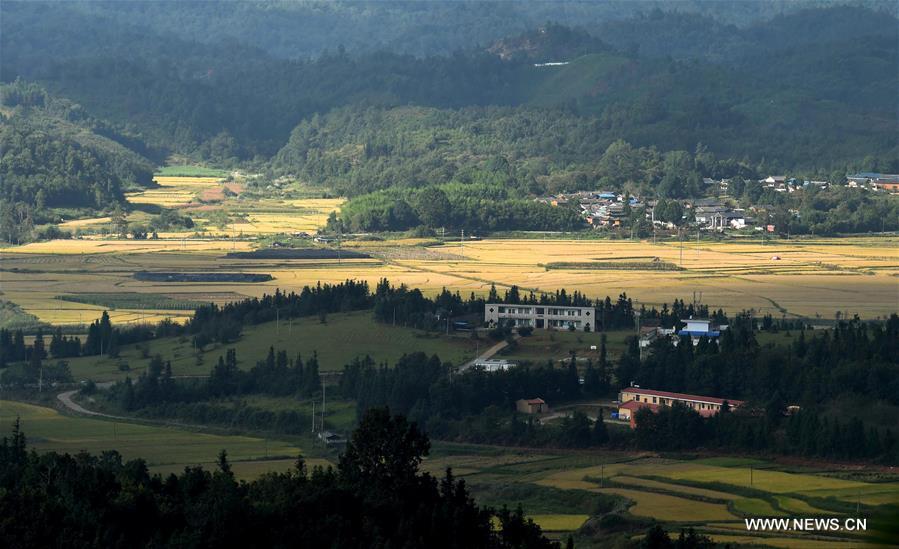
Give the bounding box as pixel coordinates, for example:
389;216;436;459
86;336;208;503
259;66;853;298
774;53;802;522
617;387;743;428
516;398;548;415
616;400;660;428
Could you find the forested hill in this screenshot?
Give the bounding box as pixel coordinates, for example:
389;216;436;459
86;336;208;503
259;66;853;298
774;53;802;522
0;81;155;210
2;2;897;173
32;0;899;59
594;6;899;62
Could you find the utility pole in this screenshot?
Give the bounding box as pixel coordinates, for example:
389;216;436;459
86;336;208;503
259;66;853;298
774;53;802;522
460;229;464;258
321;383;326;433
696;225;700;258
311;401;315;434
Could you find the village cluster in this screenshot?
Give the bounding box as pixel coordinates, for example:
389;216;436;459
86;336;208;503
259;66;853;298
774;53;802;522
480;304;738;429
537;172;899;232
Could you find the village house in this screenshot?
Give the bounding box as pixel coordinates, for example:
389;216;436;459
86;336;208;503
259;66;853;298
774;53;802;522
516;398;548;415
677;318;728;345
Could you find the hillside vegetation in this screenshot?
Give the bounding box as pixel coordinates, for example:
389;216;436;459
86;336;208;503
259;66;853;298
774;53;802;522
0;81;155;213
2;2;896;174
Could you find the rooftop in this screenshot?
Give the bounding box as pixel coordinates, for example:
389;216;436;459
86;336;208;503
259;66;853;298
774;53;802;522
619;400;660;412
622;387;744;407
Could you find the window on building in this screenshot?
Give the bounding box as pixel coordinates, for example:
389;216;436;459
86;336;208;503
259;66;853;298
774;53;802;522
652;397;657;404
536;307;544;315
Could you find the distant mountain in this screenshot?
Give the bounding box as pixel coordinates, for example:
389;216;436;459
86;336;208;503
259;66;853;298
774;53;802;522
51;0;899;59
1;2;896;173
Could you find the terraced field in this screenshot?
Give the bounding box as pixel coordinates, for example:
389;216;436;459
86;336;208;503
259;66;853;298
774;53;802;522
126;175;225;207
531;455;897;545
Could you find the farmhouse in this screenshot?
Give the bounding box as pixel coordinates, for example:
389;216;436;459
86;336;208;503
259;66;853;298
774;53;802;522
617;387;744;428
678;318;727;344
516;398;548;415
485;303;595;330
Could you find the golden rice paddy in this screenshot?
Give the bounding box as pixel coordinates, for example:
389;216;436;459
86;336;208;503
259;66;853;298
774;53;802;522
1;234;896;326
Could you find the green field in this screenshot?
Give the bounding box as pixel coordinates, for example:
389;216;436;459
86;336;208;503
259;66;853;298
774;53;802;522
499;329;630;365
65;310;479;382
56;292;208;310
0;400;309;479
155;165;229;177
527;455;898;544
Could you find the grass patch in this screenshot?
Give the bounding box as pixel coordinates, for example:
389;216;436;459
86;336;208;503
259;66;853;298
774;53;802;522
155;165;228;177
773;495;829;515
608;475;737;501
133;272;273;283
56;292;208;310
241;395;357;432
470;482;622;516
544;261;683;271
0;299;47;330
730;497;786;517
500;329;631;364
596;487;735;522
64;310;478;382
529;514;589;532
226;248;369;260
0;400;299;474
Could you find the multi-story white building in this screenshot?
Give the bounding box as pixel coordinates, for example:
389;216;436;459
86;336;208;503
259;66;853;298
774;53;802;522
485;303;595;330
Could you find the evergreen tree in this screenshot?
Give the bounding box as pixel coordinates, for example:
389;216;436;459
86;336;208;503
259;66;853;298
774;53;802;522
592;410;609;445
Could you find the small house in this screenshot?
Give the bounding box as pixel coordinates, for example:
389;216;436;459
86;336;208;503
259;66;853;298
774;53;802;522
516;398;548;415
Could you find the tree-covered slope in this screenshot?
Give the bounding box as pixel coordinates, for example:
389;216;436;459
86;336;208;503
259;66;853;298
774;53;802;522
594;5;898;63
42;0;899;59
0;81;155;209
2;2;896;172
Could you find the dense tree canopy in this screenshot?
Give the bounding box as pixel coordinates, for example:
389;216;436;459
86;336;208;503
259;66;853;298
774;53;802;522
0;410;558;548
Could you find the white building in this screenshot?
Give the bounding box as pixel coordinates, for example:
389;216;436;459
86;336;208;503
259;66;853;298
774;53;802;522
485;303;595;330
473;358;517;372
677;318;728;345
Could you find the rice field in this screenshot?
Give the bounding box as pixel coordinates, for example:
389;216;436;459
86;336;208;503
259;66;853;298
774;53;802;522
0;235;896;326
529;514;590;532
597;487;735;521
126;175;225;207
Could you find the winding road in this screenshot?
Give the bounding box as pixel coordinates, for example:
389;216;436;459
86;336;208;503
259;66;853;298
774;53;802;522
57;382;124;419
